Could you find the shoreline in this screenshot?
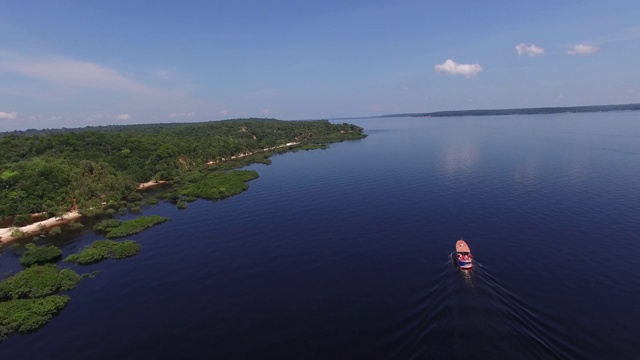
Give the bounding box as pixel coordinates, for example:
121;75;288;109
207;142;300;165
2;141;302;245
0;211;83;244
1;180;167;245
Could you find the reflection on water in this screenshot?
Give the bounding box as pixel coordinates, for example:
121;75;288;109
442;142;479;178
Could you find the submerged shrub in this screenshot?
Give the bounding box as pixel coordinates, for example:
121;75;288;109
180;170;259;200
48;227;62;236
105;215;169;239
93;219;122;233
0;295;70;339
19;244;62;267
65;222;84;232
0;264;82;300
65;240;141;265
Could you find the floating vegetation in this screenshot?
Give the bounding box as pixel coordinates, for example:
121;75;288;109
0;295;70;339
48;226;62;236
176;200;188;209
94;219;123;233
65;240;141;265
64;222;84;232
105;215;169;239
0;264;82;301
180;170;259;200
0;264;81;340
19;244;62;267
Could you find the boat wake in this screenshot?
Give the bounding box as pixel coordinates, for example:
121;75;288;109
383;256;585;360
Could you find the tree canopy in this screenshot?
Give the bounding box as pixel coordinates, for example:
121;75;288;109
0;119;365;219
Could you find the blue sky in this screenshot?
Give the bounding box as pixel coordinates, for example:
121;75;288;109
1;0;639;131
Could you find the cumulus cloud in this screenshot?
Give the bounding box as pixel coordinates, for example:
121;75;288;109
515;43;545;57
0;56;155;93
566;44;599;55
434;59;483;78
0;111;17;120
116;113;131;120
169;111;196;118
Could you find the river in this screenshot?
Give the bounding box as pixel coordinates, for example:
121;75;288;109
1;112;639;359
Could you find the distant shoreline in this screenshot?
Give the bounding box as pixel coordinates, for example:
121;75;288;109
369;103;640;119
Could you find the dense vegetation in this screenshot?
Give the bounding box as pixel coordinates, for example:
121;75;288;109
65;240;141;265
0;119;365;220
19;244;63;267
103;215;168;239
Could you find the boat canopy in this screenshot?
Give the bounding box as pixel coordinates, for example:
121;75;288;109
456;240;471;253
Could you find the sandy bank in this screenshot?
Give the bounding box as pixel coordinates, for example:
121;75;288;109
1;180;165;245
207;142;300;165
0;211;82;244
136;180;167;191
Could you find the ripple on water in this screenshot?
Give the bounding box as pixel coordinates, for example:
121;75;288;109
382;257;590;360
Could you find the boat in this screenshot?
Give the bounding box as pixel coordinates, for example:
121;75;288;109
455;240;473;269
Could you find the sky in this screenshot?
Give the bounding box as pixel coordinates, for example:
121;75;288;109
1;0;640;131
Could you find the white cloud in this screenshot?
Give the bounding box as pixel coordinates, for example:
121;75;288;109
261;108;270;115
434;59;483;78
515;43;545;57
0;111;17;120
220;109;229;116
116;113;131;120
169;111;196;118
566;44;599;55
0;56;155;93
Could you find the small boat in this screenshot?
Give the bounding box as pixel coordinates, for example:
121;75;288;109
455;240;473;269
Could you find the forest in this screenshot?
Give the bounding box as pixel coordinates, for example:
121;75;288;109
0;119;366;220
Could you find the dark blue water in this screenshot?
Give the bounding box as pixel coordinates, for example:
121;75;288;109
1;113;640;359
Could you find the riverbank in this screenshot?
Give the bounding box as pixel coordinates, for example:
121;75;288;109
1;178;172;245
136;180;168;191
0;211;82;244
206;142;300;165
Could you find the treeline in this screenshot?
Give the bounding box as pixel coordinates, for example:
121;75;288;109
377;103;640;118
0;119;365;219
